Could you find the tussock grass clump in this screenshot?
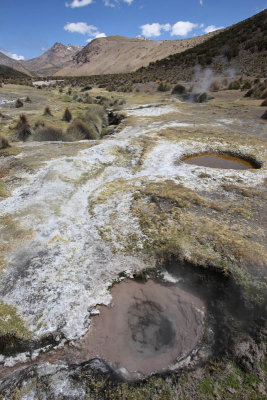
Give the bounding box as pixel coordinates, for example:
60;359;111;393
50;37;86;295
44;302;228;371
66;118;98;141
73;104;108;138
43;106;53;116
0;134;10;149
171;84;186;95
261;110;267;120
33;125;65;141
260;98;267;106
15;98;23;108
25;96;32;103
16;114;32;141
62;108;72;122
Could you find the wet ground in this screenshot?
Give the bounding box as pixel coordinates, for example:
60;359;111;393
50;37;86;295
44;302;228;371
181;153;259;170
63;279;205;379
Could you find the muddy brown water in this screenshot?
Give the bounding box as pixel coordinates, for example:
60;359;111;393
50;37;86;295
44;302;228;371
182;153;257;170
64;280;206;378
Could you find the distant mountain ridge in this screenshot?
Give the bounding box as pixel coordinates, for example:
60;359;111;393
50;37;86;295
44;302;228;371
54;32;221;77
21;42;83;76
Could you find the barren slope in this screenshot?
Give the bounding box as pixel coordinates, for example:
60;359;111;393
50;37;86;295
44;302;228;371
21;42;83;76
55;32;221;76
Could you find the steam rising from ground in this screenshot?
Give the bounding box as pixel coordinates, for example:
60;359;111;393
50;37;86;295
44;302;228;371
192;65;237;93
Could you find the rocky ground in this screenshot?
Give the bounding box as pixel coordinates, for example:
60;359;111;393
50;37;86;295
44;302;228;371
0;84;266;399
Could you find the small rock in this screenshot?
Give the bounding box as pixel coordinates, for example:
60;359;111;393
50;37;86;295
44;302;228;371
227;387;236;394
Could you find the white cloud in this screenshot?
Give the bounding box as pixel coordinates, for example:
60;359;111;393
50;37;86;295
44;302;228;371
64;22;97;35
66;0;94;8
140;23;171;37
104;0;116;6
1;50;25;61
204;25;224;33
86;32;106;42
200;0;203;5
104;0;133;6
171;21;198;36
64;22;106;42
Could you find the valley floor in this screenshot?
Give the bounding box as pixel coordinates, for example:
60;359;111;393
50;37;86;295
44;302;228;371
0;84;266;399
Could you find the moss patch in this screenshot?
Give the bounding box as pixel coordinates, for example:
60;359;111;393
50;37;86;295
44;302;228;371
0;301;30;340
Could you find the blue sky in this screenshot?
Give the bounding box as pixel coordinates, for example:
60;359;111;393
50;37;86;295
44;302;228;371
0;0;266;60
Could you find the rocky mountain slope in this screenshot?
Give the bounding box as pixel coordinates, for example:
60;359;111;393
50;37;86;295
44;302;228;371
21;42;83;76
0;52;31;76
55;32;221;76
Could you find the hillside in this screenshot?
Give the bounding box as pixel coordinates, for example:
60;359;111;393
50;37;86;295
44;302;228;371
0;51;32;76
21;42;83;76
140;9;267;80
0;64;30;79
54;32;221;76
